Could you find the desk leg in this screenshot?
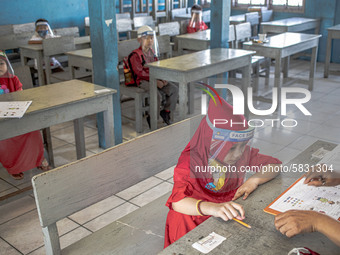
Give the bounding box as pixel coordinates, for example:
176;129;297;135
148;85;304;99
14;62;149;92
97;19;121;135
178;82;188;121
274;56;282;114
178;40;183;55
324;34;332;78
42;128;55;168
283;56;290;82
70;65;76;80
150;75;158;131
188;83;195;114
37;51;45;86
241;63;251;119
74;118;86;159
103;96;115;148
309;46;318;91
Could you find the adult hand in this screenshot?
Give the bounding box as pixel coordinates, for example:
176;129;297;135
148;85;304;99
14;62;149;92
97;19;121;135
275;210;318;237
201;201;245;221
232;177;259;200
303;165;340;186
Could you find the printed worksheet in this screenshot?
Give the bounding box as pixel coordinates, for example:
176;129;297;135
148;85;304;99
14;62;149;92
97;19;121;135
0;101;32;118
267;178;340;220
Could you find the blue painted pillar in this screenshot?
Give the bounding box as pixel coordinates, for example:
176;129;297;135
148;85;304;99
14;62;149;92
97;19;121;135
88;0;123;146
188;0;195;7
210;0;231;99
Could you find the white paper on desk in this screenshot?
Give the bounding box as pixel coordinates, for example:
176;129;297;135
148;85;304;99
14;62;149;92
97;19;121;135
0;101;32;118
94;89;111;94
192;232;226;254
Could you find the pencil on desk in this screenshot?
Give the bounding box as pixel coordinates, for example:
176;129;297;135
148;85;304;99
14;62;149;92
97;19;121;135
232;218;252;229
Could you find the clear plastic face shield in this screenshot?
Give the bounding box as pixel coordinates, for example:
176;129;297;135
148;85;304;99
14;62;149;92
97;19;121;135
204;116;255;193
138;29;159;58
35;21;54;39
189;9;203;29
0;51;14;79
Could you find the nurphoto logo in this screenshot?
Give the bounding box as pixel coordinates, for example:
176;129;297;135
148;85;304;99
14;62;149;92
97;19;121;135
198;83;312;128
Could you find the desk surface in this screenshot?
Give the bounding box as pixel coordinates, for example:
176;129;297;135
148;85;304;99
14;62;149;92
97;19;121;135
262;17;317;27
66;48;92;58
147;48;254;72
19;36;90;51
160;140;340;255
0;80;114;116
176;29;210;41
328;24;340;31
243;32;321;49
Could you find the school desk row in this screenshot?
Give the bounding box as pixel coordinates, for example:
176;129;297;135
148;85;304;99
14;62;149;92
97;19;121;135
64;31;321;130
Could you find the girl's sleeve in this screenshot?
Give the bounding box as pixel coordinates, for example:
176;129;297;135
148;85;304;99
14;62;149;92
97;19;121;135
249;147;282;169
14;76;23;91
166;167;194;210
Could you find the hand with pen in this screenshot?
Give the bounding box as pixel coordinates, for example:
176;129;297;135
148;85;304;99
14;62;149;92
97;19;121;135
303;164;340;187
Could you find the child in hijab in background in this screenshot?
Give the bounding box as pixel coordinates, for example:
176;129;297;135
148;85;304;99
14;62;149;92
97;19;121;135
164;96;282;247
0;51;50;180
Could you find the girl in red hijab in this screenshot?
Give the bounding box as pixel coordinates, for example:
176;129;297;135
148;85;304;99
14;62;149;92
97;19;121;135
187;4;208;33
0;51;49;180
164;97;282;247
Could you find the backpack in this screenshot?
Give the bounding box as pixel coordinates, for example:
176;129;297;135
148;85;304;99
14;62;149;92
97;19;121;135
123;52;146;87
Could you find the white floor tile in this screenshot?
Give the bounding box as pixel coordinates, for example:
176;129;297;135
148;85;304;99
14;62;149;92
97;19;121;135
252;138;285;156
0;196;36;225
129;182;173;207
286;135;319;151
59;227;92;250
254;126;302;147
116;177;163;201
0;179;15;193
69;195;125;225
52;125;98;145
155;166;175;180
84;202;139;232
307;126;340;144
0;238;21;255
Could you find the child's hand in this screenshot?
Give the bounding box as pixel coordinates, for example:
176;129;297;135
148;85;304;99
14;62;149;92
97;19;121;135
156;80;165;88
232;178;259;201
202;201;245;221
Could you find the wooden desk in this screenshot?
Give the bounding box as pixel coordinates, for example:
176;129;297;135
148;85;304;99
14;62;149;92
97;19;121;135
176;29;210;54
160;140;340;255
66;48;93;81
324;24;340;78
148;48;254;130
0;80;115;160
19;36;91;86
243;32;321;112
261;17;320;35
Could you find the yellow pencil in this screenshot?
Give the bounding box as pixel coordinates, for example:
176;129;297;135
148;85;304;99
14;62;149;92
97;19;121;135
232;218;252;229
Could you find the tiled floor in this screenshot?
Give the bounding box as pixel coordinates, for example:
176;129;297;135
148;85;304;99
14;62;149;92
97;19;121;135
1;59;340;254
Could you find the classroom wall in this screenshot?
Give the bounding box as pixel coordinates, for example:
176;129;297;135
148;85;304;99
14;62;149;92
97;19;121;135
0;0;89;36
231;0;340;63
1;0;338;62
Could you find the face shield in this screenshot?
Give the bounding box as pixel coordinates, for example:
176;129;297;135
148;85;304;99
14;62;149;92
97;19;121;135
202;115;255;193
138;26;159;58
35;21;54;39
0;51;14;79
189;9;203;30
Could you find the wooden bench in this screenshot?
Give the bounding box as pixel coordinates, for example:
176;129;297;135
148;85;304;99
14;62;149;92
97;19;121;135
32;115;203;254
118;34;172;133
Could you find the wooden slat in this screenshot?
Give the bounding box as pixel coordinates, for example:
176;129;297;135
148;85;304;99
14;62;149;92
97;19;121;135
32;115;203;228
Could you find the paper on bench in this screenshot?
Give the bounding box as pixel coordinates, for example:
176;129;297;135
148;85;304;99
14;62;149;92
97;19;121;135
192;232;228;254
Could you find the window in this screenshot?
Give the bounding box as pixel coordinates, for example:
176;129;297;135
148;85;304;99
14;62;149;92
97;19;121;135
231;0;304;12
232;0;266;7
270;0;305;12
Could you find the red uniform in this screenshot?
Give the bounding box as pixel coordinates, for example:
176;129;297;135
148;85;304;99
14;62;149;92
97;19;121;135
0;75;44;175
164;98;281;248
187;21;208;33
129;47;158;86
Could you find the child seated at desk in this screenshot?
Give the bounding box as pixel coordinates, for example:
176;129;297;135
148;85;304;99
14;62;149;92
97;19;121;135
164;97;282;247
0;51;50;180
127;25;178;126
187;4;208;33
28;19;63;72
